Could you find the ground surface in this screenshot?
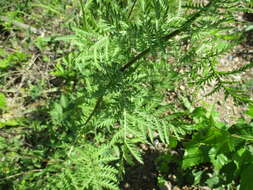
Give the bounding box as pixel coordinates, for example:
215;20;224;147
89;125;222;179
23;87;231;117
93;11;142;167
0;3;252;190
120;13;253;190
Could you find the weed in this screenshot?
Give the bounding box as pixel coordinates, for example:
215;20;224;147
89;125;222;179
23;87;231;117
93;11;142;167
0;0;253;190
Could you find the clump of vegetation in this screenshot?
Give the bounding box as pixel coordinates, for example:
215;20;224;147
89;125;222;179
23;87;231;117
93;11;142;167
0;0;253;189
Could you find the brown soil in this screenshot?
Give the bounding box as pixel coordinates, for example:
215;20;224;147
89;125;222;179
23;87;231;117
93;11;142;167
1;5;252;190
196;13;253;124
120;149;160;190
120;12;253;190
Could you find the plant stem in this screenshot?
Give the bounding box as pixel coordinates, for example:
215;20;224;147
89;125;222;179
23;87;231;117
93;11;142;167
0;169;43;181
120;0;215;72
128;0;138;19
0;16;40;34
83;0;217;126
79;0;86;27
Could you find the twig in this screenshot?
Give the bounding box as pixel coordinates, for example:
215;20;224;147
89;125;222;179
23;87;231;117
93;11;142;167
120;0;215;72
83;0;217;126
0;16;40;34
119;48;150;72
0;169;43;181
84;96;103;125
128;0;138;19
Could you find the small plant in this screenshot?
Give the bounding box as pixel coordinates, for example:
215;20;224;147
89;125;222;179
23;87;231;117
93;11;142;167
0;50;29;70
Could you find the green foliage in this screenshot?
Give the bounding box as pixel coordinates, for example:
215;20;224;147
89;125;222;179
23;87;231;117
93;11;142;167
246;105;253;118
0;118;22;128
30;145;120;190
1;0;253;189
240;164;253;190
0;92;6;110
0;50;29;70
154;106;253;189
59;145;119;190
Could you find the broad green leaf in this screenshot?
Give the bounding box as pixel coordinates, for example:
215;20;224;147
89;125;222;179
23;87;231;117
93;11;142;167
50;103;63;123
0;51;29;69
60;95;68;108
209;148;228;171
0;59;10;69
169;136;177;148
192;170;204;185
182;96;194;112
192;107;207;118
246;25;253;32
0;118;20;128
182;146;208;169
246;105;253;118
202;128;235;152
205;176;219;188
0;93;6;109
